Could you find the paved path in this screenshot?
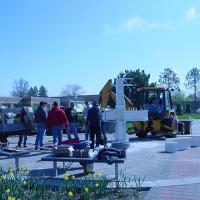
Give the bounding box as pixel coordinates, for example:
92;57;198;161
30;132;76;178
1;119;200;199
144;120;200;200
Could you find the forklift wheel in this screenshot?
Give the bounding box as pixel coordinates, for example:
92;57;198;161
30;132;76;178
136;131;147;138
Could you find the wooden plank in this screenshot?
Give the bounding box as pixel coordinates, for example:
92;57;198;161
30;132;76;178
41;155;124;163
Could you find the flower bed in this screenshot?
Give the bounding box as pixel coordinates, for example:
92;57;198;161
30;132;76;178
0;166;146;200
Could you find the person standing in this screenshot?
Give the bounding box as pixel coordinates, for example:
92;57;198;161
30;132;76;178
83;101;90;141
101;109;108;147
34;102;47;150
18;106;27;148
87;101;102;149
46;101;68;146
65;102;79;140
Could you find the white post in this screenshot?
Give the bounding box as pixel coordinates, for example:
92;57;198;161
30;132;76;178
113;78;129;148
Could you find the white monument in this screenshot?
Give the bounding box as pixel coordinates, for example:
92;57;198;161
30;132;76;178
102;78;148;149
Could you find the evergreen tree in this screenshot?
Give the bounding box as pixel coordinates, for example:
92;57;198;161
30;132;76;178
185;104;191;114
176;104;183;115
38;85;48;97
27;87;36;97
33;86;38;97
114;69;156;104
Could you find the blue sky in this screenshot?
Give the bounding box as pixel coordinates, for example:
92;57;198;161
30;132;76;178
0;0;200;96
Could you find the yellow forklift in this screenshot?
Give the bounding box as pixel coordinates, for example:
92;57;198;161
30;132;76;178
99;80;183;138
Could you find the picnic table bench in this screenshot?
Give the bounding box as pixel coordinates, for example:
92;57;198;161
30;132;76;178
41;155;124;180
0;149;30;170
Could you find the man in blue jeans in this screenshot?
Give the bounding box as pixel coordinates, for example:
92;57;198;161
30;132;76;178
46;101;68;146
34;102;47;150
65;102;79;140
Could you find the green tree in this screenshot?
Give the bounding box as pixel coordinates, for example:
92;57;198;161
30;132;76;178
158;68;180;91
115;69;156;103
185;104;191;114
27;86;38;97
38;85;48;97
27;87;35;97
172;90;186;102
11;78;29;97
176;104;183;115
33;86;38;96
185;67;200;110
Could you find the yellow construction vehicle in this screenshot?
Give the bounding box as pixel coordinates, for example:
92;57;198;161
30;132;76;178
99;79;183;138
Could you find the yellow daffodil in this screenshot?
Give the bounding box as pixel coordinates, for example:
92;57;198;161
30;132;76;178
84;187;89;193
9;172;14;177
68;191;73;197
20;165;27;170
71;176;75;180
96;172;102;177
7;197;15;200
95;183;99;188
1;175;6;181
6;188;11;194
64;173;69;181
64;174;69;181
23;181;27;186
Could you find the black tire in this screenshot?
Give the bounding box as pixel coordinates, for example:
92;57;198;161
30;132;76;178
136;131;147;138
151;132;156;136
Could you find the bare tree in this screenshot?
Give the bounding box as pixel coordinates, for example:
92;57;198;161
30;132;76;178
61;84;84;97
11;78;29;97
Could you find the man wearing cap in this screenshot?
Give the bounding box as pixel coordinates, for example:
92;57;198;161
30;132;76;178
46;101;68;146
87;101;102;149
34;102;47;150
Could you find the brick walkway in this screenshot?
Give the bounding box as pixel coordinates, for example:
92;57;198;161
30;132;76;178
145;184;200;200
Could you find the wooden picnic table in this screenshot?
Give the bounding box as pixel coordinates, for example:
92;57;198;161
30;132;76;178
41;155;124;180
0;149;30;170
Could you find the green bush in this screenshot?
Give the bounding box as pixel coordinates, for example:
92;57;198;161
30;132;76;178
185;104;191;114
176;104;183;115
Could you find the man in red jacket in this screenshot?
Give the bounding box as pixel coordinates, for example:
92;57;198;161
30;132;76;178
46;101;68;146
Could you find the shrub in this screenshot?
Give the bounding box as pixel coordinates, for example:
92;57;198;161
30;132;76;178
185;104;191;114
176;104;183;115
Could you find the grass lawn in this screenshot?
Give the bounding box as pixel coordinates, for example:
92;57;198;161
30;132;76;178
177;113;200;120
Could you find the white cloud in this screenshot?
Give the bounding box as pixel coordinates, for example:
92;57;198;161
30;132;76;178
104;16;172;35
186;7;198;21
148;22;172;29
123;17;145;31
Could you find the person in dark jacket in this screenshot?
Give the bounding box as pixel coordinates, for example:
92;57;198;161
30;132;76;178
46;101;68;146
18;107;27;148
87;101;102;149
34;102;47;150
65;102;79;140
